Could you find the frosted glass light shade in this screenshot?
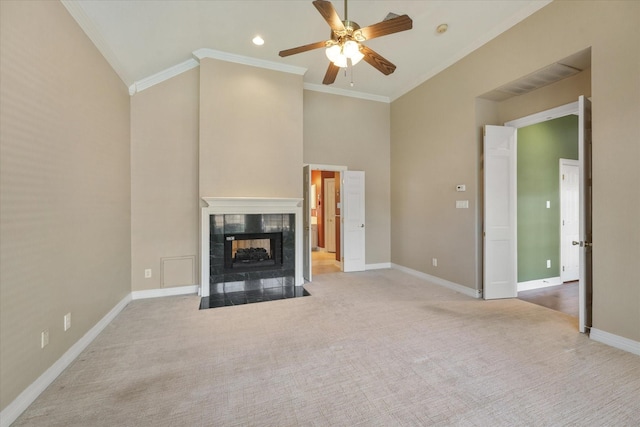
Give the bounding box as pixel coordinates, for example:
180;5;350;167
325;45;341;62
343;40;359;57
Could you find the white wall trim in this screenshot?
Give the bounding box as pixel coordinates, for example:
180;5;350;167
366;263;392;270
131;285;199;300
60;0;132;86
128;58;199;95
590;328;640;356
304;83;390;103
128;48;308;96
505;101;578;128
517;276;563;292
193;48;307;76
0;294;132;427
305;164;348;172
391;263;481;298
390;0;553;102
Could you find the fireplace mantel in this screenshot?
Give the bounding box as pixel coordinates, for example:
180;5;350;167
202;197;303;213
200;197;303;297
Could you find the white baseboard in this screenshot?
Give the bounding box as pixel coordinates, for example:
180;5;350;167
1;285;199;426
366;262;391;270
517;276;563;292
0;294;132;427
590;328;640;356
131;285;199;300
391;263;481;298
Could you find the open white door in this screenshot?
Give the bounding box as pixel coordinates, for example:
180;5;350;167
303;165;312;282
483;125;518;299
343;171;365;272
560;159;580;282
578;95;593;333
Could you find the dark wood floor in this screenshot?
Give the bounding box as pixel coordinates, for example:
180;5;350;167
518;281;578;317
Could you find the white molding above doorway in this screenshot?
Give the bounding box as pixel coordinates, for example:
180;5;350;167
505;101;578;128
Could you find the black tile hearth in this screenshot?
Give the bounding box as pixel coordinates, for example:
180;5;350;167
199;276;309;310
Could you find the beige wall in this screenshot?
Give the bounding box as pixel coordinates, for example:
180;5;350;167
391;0;639;341
0;0;131;410
304;91;391;265
130;69;200;292
199;59;304;198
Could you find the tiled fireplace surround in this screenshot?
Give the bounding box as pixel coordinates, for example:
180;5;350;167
200;198;303;297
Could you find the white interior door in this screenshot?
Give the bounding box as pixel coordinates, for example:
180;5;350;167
578;95;593;333
560;159;580;282
483;125;518;299
303;165;312;282
324;178;336;253
343;171;365;272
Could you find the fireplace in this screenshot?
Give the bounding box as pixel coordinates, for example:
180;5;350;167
200;198;303;297
224;232;283;272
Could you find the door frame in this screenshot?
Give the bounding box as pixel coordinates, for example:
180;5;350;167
504;102;579;289
304;164;347;281
503;100;592;331
323;178;336;253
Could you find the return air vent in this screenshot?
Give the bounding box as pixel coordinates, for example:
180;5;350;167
479;47;591;102
497;63;582;95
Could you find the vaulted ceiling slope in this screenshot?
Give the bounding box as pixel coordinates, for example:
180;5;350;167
62;0;551;101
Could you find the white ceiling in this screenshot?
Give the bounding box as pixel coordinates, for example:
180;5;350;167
62;0;552;101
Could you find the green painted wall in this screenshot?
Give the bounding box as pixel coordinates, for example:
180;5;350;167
517;115;578;282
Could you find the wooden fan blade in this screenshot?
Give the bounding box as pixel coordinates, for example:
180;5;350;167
279;40;327;57
313;0;345;33
322;62;340;85
359;14;412;40
360;45;396;75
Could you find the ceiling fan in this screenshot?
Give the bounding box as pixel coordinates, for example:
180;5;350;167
279;0;413;85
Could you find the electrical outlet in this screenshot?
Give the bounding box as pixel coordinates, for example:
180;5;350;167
64;312;71;331
432;258;438;267
41;330;49;348
546;260;551;268
144;269;152;278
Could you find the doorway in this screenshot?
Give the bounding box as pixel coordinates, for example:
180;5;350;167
308;166;343;277
484;97;592;332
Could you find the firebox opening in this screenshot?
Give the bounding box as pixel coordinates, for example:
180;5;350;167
224;232;283;272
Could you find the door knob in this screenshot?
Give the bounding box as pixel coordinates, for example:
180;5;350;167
572;241;580;246
360;224;365;228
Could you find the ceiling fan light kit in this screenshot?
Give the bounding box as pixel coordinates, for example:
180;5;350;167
279;0;412;85
325;39;364;67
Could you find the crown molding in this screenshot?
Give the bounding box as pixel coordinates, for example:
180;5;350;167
60;0;131;87
193;48;307;76
129;48;308;95
390;0;553;102
128;59;199;95
303;83;390;104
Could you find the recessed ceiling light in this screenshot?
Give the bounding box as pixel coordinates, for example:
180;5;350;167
252;35;265;46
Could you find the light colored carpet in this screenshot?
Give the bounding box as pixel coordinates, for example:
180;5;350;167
13;269;640;426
